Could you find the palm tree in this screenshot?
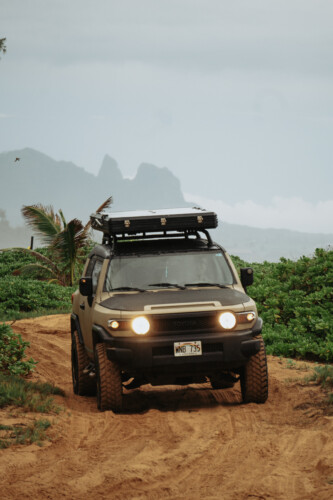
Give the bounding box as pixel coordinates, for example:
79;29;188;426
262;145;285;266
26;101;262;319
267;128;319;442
9;197;112;286
0;38;6;58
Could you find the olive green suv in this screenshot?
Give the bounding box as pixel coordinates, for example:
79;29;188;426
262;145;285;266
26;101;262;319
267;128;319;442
71;208;268;411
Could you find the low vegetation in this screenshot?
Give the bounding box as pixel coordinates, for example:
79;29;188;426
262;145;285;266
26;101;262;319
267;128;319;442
306;364;333;404
0;374;63;448
0;419;52;449
0;275;75;321
232;248;333;363
0;372;64;412
0;322;64;448
0;322;36;375
283;358;333;406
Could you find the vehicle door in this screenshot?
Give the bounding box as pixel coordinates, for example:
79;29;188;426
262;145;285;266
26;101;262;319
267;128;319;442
78;256;104;355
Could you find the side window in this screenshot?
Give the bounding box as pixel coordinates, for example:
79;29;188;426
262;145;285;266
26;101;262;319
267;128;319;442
85;257;104;295
92;260;103;294
85;257;95;277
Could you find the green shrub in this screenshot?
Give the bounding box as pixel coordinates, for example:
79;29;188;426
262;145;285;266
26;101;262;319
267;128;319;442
0;247;86;320
0;276;75;319
232;248;333;363
0;323;36;375
0;248;50;278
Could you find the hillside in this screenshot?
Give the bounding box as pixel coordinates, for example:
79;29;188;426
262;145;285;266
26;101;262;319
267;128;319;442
0;148;332;261
215;222;333;262
0;148;188;227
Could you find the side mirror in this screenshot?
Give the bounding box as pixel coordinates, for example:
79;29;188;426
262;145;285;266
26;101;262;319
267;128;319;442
79;277;93;297
240;267;254;291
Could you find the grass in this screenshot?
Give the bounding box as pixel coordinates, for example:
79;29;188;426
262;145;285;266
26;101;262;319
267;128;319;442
282;359;333;408
0;306;71;322
302;364;333;406
0;372;64;413
284;358;311;372
0;372;64;448
305;365;333;389
0;419;52;448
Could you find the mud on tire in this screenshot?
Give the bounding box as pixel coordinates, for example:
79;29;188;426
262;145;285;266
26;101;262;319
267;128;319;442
95;343;122;412
71;331;96;396
240;335;268;404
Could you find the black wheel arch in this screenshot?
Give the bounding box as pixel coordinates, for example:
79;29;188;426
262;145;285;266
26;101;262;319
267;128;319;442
92;324;112;349
71;313;84;344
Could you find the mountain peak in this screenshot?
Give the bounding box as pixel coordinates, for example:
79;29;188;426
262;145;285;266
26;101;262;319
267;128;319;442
98;155;123;182
135;162;181;185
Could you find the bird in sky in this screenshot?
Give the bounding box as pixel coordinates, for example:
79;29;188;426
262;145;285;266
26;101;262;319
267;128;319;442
14;157;20;162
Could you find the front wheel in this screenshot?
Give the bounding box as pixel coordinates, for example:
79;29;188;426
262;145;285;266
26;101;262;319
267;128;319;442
95;343;123;412
240;335;268;404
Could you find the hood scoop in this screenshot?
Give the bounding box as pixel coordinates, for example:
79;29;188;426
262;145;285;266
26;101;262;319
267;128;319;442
145;301;221;312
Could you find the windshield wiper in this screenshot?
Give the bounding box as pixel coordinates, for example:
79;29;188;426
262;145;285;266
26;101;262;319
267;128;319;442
184;282;228;288
111;286;146;292
148;282;186;290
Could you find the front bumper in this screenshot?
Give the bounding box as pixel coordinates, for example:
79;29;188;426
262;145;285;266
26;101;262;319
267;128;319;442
93;318;263;374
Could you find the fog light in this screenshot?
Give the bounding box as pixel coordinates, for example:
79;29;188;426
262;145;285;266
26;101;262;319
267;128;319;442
219;312;236;329
132;316;150;335
108;320;120;329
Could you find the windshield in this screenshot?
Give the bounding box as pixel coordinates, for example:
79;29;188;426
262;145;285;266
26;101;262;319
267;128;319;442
105;251;235;291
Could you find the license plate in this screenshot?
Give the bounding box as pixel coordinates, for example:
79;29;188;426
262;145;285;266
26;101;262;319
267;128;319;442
174;341;202;357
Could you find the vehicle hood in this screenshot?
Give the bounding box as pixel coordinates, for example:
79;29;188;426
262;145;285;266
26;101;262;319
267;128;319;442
100;287;250;311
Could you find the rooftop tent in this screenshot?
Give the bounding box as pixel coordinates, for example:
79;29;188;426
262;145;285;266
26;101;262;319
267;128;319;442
90;207;218;236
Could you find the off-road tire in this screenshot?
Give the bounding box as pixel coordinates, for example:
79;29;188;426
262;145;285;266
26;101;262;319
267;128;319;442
95;343;122;412
240;335;268;404
71;331;96;396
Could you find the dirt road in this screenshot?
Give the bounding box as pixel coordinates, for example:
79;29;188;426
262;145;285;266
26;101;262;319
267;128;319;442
1;315;333;499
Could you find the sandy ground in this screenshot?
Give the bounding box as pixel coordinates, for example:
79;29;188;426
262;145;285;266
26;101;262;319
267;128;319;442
0;314;333;500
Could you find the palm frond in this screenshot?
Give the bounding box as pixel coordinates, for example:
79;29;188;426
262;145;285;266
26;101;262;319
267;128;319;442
52;219;88;285
21;205;62;245
52;219;86;256
47;278;64;285
95;196;113;214
83;196;113;232
0;38;6;55
59;209;67;229
13;263;58;279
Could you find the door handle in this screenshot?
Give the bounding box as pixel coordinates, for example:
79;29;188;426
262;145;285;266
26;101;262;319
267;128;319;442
80;303;85;310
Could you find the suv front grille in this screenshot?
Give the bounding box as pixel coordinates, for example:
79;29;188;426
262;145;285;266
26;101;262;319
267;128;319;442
150;312;219;336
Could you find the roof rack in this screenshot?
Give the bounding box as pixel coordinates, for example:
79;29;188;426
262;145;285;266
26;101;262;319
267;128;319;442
109;229;214;247
90;207;218;237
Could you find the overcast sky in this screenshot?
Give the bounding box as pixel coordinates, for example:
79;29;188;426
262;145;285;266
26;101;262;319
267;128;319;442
1;0;332;233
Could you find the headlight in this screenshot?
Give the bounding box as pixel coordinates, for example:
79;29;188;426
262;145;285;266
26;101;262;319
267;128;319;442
218;312;236;329
132;316;150;335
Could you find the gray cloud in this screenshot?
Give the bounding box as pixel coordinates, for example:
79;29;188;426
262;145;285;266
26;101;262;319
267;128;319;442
2;0;333;75
1;0;332;231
